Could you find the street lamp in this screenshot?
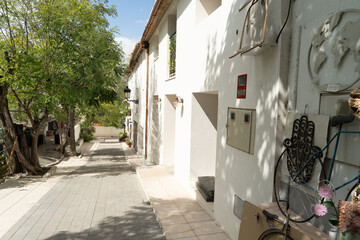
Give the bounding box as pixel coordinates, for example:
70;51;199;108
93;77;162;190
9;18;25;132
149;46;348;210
124;86;139;104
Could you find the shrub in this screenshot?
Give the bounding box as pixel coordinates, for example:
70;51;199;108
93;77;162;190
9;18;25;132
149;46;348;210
81;133;94;142
0;126;8;178
0;154;9;179
80;120;95;142
118;132;128;142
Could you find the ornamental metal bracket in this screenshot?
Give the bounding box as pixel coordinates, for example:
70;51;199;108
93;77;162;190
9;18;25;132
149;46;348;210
283;115;323;183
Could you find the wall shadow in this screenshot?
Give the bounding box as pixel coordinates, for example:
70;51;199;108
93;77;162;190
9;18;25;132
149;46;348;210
197;0;293;237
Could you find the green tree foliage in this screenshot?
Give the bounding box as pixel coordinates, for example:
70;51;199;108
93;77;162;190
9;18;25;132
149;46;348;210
82;81;128;129
0;0;125;174
93;101;126;128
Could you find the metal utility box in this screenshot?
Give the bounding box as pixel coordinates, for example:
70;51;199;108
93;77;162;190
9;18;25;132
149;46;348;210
226;108;256;154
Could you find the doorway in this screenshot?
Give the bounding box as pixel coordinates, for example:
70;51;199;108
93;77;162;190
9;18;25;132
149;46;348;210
190;92;218;189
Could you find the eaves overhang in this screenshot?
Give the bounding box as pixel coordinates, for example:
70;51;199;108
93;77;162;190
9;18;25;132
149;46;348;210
125;0;173;75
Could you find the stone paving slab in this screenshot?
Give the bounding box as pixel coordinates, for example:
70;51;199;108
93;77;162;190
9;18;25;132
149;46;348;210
0;139;165;240
124;144;231;240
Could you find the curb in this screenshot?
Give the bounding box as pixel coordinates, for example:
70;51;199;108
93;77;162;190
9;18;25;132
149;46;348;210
121;143;165;233
121;142;152;202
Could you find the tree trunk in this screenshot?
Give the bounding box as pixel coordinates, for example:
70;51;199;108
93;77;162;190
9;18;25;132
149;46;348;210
67;108;77;156
14;124;31;159
13;124;31;173
5;126;25;173
28;111;48;171
30;134;42;170
0;84;42;175
58;124;64;154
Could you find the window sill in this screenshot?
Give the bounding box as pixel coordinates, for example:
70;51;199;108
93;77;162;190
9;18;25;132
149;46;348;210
166;76;176;81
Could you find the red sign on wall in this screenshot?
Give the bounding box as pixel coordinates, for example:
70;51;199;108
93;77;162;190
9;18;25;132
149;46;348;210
237;74;247;99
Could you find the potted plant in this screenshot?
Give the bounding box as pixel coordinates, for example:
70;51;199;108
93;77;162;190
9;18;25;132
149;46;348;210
126;137;132;147
119;132;128;142
312;183;360;240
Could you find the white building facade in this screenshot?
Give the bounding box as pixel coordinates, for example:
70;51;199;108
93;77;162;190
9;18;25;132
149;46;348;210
125;0;360;239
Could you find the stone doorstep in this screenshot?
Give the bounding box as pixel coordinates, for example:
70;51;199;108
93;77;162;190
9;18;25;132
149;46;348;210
123;143;232;239
134;171;230;239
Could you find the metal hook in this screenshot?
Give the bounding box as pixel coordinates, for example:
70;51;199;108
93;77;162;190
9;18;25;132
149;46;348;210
254;213;260;224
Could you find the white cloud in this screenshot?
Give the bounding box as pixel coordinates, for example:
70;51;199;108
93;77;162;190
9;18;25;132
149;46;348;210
115;36;139;61
135;19;146;25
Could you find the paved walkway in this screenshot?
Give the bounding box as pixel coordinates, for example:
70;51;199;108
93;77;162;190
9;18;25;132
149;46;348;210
0;138;164;240
124;146;231;240
0;138;231;240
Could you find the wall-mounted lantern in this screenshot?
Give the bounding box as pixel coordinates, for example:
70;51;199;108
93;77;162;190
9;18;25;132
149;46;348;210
154;95;161;104
173;96;184;107
124;86;139;104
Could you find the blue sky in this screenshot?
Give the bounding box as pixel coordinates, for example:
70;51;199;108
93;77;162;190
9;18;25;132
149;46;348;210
105;0;155;59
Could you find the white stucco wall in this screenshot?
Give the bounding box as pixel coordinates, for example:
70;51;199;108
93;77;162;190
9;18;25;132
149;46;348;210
162;95;176;167
128;51;148;157
128;0;285;238
189;93;217;183
126;0;360;239
74;124;81;142
93;126;122;137
181;1;285;238
128;1;284;238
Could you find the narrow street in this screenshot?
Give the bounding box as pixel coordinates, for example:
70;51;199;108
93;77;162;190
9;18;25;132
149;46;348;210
0;138;164;240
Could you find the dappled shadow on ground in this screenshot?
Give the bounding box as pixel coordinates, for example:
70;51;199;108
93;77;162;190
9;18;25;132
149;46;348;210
0;167;53;190
91;148;125;158
60;164;134;177
55;156;134;178
0;176;44;190
38;136;62;160
52;143;130;178
1;138;165;240
43;205;165;240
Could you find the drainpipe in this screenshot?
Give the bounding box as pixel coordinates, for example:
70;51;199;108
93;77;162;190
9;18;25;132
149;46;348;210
142;41;150;160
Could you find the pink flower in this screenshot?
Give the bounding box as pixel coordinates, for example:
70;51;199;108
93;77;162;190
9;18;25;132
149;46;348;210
312;203;328;217
318;186;334;199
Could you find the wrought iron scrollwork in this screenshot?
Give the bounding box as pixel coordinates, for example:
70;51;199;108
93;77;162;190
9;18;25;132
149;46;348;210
283;115;323;183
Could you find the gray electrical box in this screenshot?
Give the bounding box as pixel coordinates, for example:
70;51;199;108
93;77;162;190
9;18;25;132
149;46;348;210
226;108;256;154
